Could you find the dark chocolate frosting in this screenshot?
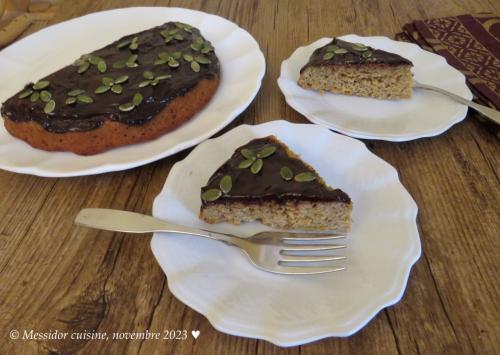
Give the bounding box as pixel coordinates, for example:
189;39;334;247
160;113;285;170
1;22;220;133
300;38;412;73
201;136;351;205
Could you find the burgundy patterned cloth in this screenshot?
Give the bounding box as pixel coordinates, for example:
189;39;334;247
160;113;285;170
396;13;500;113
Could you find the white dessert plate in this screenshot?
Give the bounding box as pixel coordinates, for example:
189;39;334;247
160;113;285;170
0;7;265;177
151;120;421;346
277;35;472;141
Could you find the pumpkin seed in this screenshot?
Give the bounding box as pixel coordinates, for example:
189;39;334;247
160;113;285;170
65;97;77;105
138;80;151;88
325;45;339;51
156;74;171;80
174;34;183;41
40;90;51;102
334;48;348;54
114;75;128;84
171;51;182;59
280;166;293;181
116;39;131;49
112;60;126;69
183;54;194;62
250;159;263;174
154;58;168;65
201;188;222;202
43;99;55;114
168;28;178;35
294;172;316;182
132;93;143;106
190;42;202;51
352;43;368;51
78;62;90;74
30;92;39;102
362;50;372;58
201;45;213;53
102;77;114;86
127;54;138;63
190;61;200;72
168;58;180;68
68;89;85;97
18;89;33;99
257;146;276;158
126;62;139;68
97;60;107;73
33;80;50;90
118;102;135;112
323;52;334;60
111;84;123;94
194;55;211;64
164;36;173;44
143;71;154;79
158;52;170;60
151;79;160;86
73;58;86;66
160;29;170;38
89;55;103;65
241;148;256;160
95;85;110;94
77;94;93;104
219;175;232;194
238;159;254;169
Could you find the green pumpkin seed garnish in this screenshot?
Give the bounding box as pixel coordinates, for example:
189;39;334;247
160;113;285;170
168;59;180;68
241;148;256;160
158;52;170;60
40;90;51;102
151;79;160;86
201;188;222;202
112;60;126;69
18;89;33;99
164;36;173;44
257;146;276;158
95;85;110;94
143;71;154;79
77;94;93;104
154;58;168;65
238;159;254;169
294;172;316;182
68;89;85;97
190;42;202;51
116;39;131;49
194;55;211;64
201;45;213;54
43;99;55;114
118;102;135;112
97;60;107;73
250;159;263;174
138;80;151;88
126;62;139;68
352;43;368;51
129;43;138;50
362;50;372;58
73;58;86;66
111;85;123;94
114;75;128;84
78;62;90;74
88;55;102;65
30;92;39;102
65;97;77;105
133;93;143;106
171;52;181;59
174;34;184;40
323;52;334;60
334;48;348;54
155;74;171;80
325;45;339;51
190;61;201;72
33;80;50;90
280;166;293;181
219;175;232;194
102;77;114;86
127;54;138;63
183;54;194;62
160;29;170;38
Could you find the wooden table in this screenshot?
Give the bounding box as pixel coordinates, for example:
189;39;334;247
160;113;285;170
1;1;499;354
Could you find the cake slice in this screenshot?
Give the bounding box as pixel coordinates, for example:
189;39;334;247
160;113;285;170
199;136;352;232
298;38;413;99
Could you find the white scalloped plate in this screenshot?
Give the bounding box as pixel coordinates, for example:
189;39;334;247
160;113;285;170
151;120;421;346
277;35;472;141
0;7;265;177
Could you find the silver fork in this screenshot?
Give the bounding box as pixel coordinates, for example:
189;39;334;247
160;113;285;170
75;208;347;275
413;80;500;125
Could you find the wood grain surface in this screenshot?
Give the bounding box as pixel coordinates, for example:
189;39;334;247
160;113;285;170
1;0;499;354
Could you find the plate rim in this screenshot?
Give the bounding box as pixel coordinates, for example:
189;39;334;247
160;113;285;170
0;6;266;177
277;34;472;142
151;120;421;346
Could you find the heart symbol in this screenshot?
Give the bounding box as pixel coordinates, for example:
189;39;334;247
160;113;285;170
191;330;200;339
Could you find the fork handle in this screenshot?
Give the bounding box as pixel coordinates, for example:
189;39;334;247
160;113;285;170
413;81;500;125
75;208;248;248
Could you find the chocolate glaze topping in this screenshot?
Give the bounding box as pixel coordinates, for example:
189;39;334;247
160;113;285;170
201;136;351;205
300;38;412;73
1;22;220;133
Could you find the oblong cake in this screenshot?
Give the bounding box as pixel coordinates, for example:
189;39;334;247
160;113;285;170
1;22;220;155
200;136;352;232
298;38;413;99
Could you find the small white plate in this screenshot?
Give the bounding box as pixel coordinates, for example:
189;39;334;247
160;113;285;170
277;35;472;141
151;120;421;346
0;7;265;177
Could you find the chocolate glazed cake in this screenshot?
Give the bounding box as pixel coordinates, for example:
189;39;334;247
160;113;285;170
298;38;413;99
200;136;352;232
1;22;220;155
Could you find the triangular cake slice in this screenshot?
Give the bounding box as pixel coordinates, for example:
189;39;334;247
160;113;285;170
200;135;352;232
298;38;413;99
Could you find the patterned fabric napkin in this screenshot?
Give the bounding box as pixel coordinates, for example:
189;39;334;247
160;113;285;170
396;13;500;133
